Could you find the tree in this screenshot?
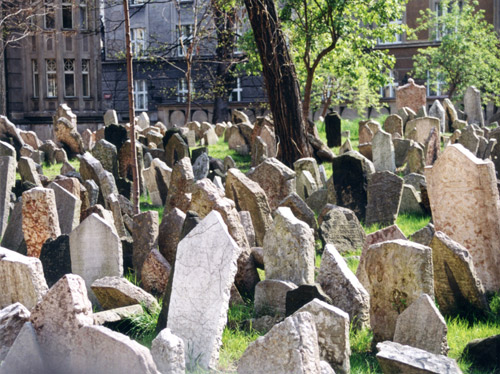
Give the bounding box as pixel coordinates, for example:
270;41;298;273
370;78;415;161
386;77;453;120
279;0;407;119
412;0;500;104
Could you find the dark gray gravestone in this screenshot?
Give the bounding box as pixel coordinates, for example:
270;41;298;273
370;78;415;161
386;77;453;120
104;124;128;152
39;235;72;287
365;171;404;226
285;284;332;316
325;112;342;148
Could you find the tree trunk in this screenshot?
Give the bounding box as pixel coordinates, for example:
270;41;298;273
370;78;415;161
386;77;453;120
243;0;311;167
211;2;236;124
123;0;140;215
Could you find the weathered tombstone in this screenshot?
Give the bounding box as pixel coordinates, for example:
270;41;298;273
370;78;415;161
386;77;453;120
203;127;219;146
358;123;373;145
251;136;268;167
458;125;480;155
393;294;448;355
383;114;403;139
464;86;484;126
429;100;446;133
0;200;23;252
325;112;342;147
54;117;85;156
39;235;72;287
0;140;16;157
91;276;158;310
69;214;123;304
254;279;297;317
331;151;375;220
132;211;159;276
360;239;434;343
296;170;318;200
164;133;190;168
405;117;440;145
92;139;118;179
278;193;317;232
238;211;256;248
22;187;61;258
143;158;171;207
376;341;462;374
318;204;366;253
141;249;171;297
294;157;322;188
104;109;119;126
393;138;411;167
158;208;185;265
317;244;370;330
104;124;128;152
106;193;127;238
424;127;440;166
426;144;500;292
0;302;31;361
285;284;332;316
192;151;210;181
0;247;48;310
167;211;241;370
372;129;396;172
444;98;458;132
226;168;273;246
238;312;321;374
430;231;489;316
151;328;185;374
399;184;424;215
18;157;41;186
405;142;425;175
164;157;194;214
247;157;296;210
263;207;315;285
395;78;426;113
0;156;15;237
410;222;435;246
365;171;404;226
48;182;81;235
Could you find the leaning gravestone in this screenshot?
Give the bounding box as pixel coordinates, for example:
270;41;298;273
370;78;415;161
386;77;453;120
464;86;484;127
92;139;118;179
39;235;72;287
331;151;375;220
426;144;500;292
429;100;446;133
325;112;342;147
132;211;159;276
365;171;404;226
0;302;31;361
104;109;118;126
372;129;396;172
0;247;48;310
317;244;370;330
393;294;448;355
18;156;41;186
48;182;81;235
0;156;16;237
360;239;434;343
22;187;61;258
263;207;315;285
395;78;426;113
383;114;403;139
167;211;241;370
430;231;489;315
143;158;171;207
457;125;480;155
69;213;123;304
405;117;440;145
0;200;23;252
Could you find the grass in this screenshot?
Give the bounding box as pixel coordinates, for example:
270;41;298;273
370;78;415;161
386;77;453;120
205;137;252;173
42;158;80;179
362;213;432;238
140;194;164;221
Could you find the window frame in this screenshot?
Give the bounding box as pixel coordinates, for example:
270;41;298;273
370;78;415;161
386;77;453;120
80;0;88;30
62;0;74;30
377;18;403;45
134;79;148;111
82;59;90;98
44;0;55;29
426;70;446;97
32;60;40;98
46;59;57;98
380;70;398;99
229;77;242;102
177;24;193;57
131;28;146;57
64;59;76;98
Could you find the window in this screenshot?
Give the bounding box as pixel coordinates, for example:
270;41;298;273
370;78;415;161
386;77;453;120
377;18;403;45
64;59;75;97
178;25;193;57
434;1;462;40
131;28;146;56
80;0;88;30
32;60;40;98
82;59;90;97
130;0;145;5
62;0;73;29
177;78;194;103
427;71;446;96
380;70;398;98
46;59;57;97
134;80;148;111
44;0;55;29
229;78;242;102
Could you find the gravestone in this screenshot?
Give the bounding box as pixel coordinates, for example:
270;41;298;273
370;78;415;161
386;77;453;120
151;328;185;374
164;133;190;168
104;124;128;151
143;158;171;207
263;207;315;285
318;204;366;254
458;125;480;155
424;127;440;166
39;235;72;287
0;140;16;157
141;249;171;297
365;171;404;226
92;139;118;179
399;184;424;215
331;151;375;220
383;114;403;139
167;211;241;370
405;142;425;174
429;100;446;133
1;200;23;252
278;193;317;232
393;138;411;167
426;144;500;292
48;182;81;235
430;231;489;315
104;109;118;126
360;239;434;343
164;157;194;214
239;211;256;247
254;279;297;317
247;157;296;210
358;124;373;145
0;156;15;237
405;117;440;145
226;168;273;247
372;129;396;172
0;302;31;361
158;208;186;265
133;211;159;276
395;78;426;113
18;157;41;186
192;151;210;181
464;86;484;126
22;187;61;258
325;112;342;147
393;294;448;355
0;247;48;310
69;214;123;304
317;244;370;330
54;117;85;156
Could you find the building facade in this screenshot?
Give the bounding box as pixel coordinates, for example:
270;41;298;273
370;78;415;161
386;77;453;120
102;0;267;126
5;0;103;138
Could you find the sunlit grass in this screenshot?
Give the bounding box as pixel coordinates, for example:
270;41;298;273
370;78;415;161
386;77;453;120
42;158;80;180
205;137;252;173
